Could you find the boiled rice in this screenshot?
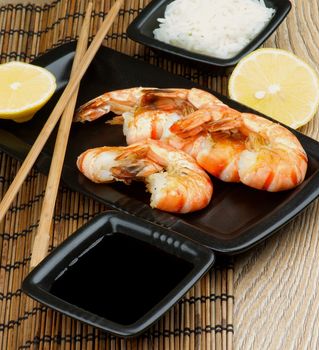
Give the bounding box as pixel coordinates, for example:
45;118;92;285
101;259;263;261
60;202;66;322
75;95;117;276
153;0;275;59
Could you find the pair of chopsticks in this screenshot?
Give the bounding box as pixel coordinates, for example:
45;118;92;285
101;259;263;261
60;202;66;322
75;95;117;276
0;0;123;269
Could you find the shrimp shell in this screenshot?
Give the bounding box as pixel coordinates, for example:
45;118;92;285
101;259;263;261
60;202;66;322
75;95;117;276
77;140;213;213
74;87;223;125
170;107;308;192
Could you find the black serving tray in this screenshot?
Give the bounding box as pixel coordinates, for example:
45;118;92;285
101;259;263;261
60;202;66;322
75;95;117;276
127;0;291;69
22;211;215;337
1;42;319;254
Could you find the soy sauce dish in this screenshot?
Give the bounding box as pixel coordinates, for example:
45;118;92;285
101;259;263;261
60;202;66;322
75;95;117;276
22;211;215;337
127;0;291;68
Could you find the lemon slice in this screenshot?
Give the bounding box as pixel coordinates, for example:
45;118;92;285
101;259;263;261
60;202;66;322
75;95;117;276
228;48;319;129
0;61;56;122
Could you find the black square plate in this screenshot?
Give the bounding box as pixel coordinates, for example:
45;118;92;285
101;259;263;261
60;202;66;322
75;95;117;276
127;0;291;67
1;42;319;254
22;211;215;337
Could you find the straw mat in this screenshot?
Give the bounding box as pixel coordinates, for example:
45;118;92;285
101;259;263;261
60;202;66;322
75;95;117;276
0;1;234;349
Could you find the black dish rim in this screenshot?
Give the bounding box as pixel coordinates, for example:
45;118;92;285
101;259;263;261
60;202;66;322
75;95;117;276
22;211;215;337
127;0;292;67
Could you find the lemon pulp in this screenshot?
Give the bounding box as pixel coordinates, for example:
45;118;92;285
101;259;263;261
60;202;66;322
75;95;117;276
0;61;56;122
228;48;319;129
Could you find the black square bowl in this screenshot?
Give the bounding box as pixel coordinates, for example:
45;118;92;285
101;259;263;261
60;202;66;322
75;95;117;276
22;211;215;337
127;0;292;68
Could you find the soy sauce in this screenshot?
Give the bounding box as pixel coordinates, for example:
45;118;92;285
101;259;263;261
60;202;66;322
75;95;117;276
50;233;192;325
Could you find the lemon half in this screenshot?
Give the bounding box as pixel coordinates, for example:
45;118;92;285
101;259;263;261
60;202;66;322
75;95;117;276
0;61;56;122
229;48;319;129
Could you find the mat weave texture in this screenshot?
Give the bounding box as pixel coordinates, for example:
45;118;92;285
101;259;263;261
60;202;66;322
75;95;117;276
0;1;234;349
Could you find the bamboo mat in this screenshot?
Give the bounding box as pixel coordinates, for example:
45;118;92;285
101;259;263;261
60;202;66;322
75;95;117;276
0;1;234;349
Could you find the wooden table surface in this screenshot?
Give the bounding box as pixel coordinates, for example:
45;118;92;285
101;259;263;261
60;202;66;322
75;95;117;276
234;2;319;349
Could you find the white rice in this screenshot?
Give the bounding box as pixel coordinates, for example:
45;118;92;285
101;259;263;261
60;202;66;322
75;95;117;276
153;0;275;59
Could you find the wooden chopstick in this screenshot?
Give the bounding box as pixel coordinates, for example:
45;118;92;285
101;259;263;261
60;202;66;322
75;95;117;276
0;0;123;223
29;3;92;269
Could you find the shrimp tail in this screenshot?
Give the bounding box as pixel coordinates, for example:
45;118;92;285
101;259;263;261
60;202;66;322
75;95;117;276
74;87;147;123
111;161;163;180
205;117;242;133
115;144;149;161
74;94;112;122
170;109;212;137
114;145;164;178
170;107;242;138
106;115;124;125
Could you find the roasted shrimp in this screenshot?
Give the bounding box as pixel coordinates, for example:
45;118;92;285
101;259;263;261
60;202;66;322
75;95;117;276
74;87;224;143
171;107;308;191
77;139;213;213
